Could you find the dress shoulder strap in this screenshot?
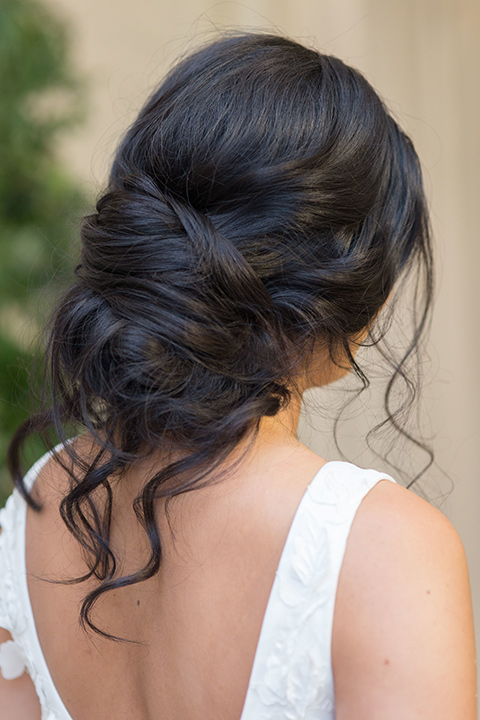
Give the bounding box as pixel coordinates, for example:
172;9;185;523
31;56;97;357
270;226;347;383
0;442;75;718
240;460;396;720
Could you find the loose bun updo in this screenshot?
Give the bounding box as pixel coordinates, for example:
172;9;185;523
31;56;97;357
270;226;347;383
8;32;433;639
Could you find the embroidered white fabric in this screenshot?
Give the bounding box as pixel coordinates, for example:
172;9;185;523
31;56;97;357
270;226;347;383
0;446;396;719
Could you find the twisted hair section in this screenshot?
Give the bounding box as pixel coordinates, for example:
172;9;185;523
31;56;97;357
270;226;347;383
8;32;433;640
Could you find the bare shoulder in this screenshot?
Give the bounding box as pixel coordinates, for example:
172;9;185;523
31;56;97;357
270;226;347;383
343;478;463;550
332;479;477;719
30;433;100;505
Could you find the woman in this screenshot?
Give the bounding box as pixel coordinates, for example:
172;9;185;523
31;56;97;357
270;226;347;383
0;32;477;719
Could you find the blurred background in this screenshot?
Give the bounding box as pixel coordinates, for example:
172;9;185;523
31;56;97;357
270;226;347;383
1;0;479;692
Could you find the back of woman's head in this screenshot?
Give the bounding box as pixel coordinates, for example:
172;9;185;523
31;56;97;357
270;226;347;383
9;32;433;638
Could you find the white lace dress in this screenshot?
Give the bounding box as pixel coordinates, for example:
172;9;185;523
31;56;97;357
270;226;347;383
0;446;396;719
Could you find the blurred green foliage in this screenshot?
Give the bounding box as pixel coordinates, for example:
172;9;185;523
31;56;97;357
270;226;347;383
0;0;89;504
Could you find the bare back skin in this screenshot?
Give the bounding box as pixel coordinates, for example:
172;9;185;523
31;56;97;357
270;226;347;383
24;435;331;720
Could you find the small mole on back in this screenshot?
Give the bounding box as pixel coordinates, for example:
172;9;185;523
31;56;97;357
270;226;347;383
137;600;140;606
384;659;390;666
426;590;431;595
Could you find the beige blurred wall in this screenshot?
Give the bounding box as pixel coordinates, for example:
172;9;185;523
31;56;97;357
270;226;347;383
46;0;480;686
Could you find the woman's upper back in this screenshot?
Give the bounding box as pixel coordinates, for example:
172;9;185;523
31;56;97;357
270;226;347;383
0;439;400;720
1;439;477;719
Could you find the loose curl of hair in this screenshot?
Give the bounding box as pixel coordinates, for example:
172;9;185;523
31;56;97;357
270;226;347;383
8;32;433;640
